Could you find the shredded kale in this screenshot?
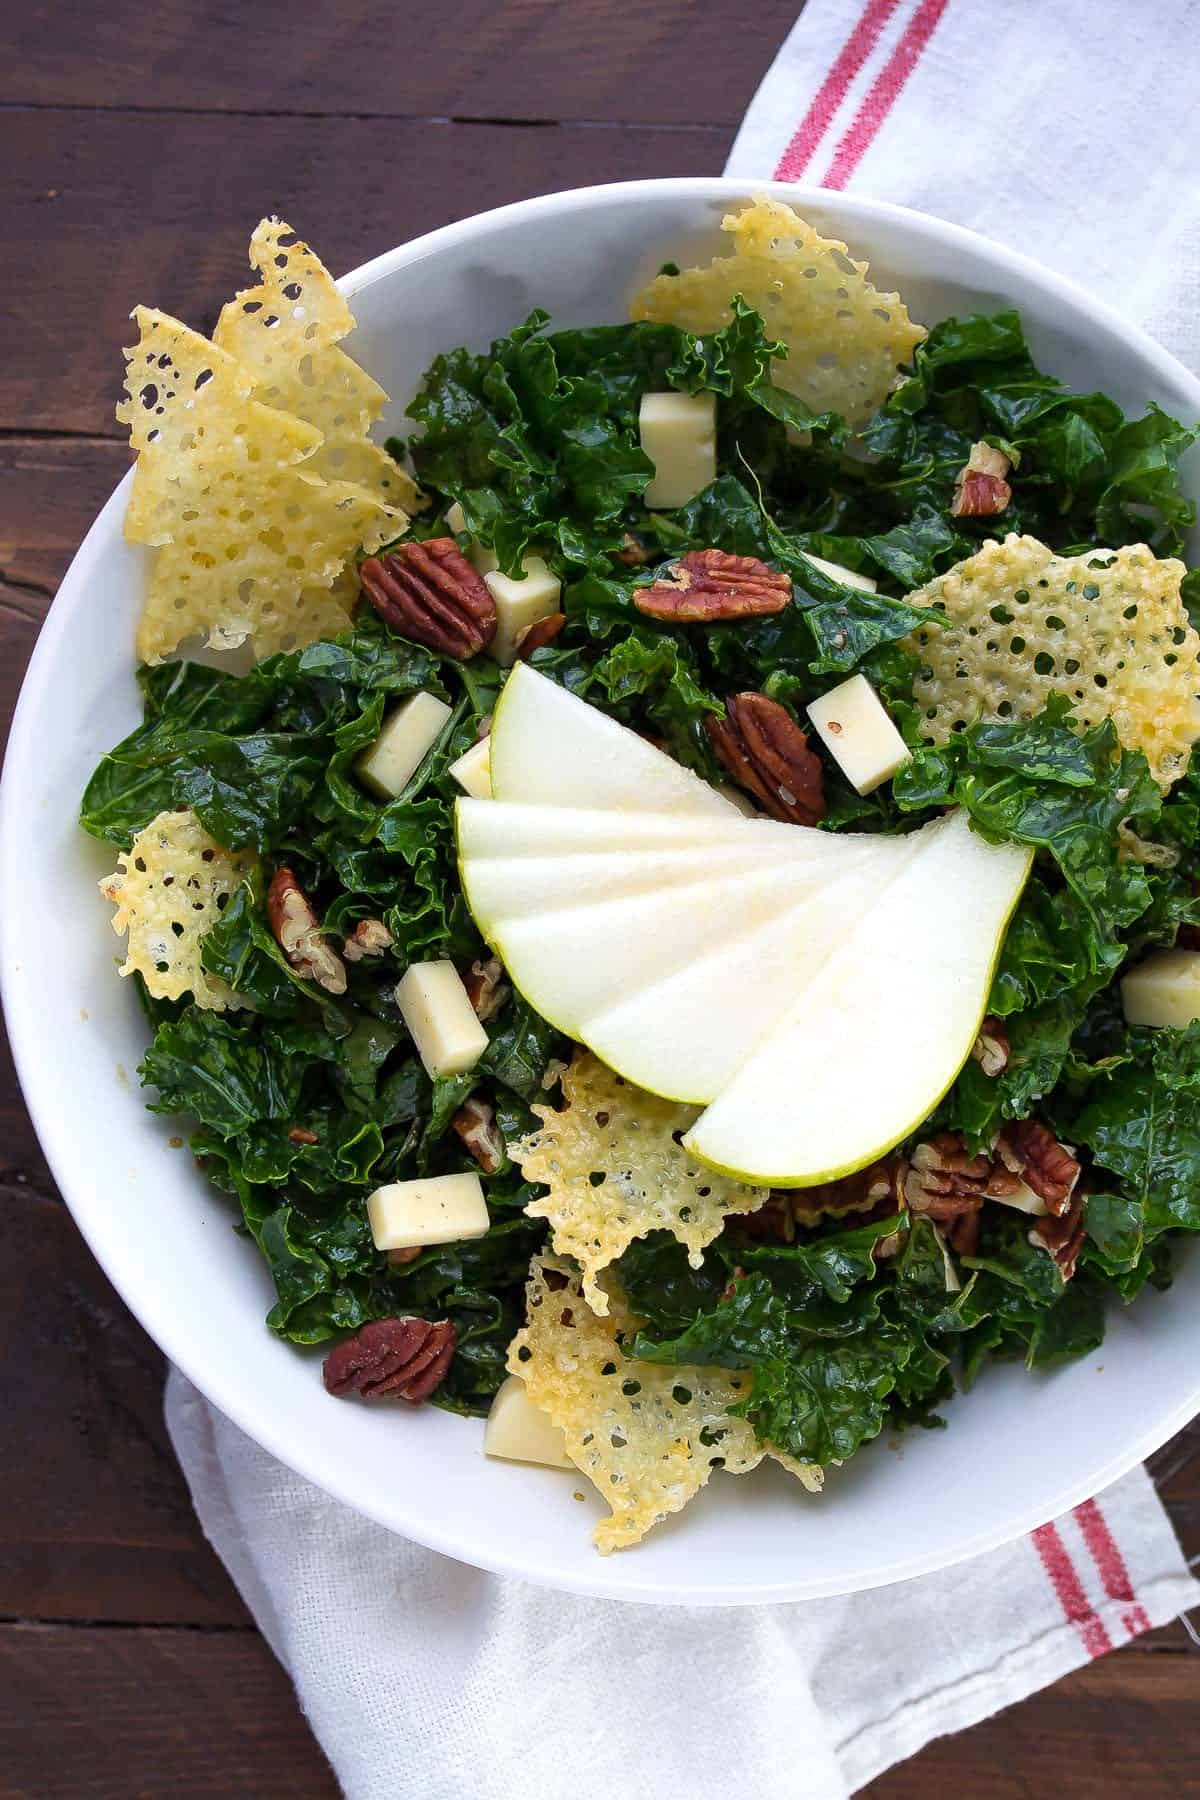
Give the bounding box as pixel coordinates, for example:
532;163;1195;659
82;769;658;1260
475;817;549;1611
82;300;1200;1446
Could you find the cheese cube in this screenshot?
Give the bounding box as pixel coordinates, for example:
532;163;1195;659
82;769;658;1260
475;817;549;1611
484;556;562;666
800;551;878;593
639;391;716;510
449;736;493;799
356;691;452;801
445;500;498;575
1121;948;1200;1028
483;1374;573;1470
806;674;911;796
395;959;489;1076
368;1173;489;1251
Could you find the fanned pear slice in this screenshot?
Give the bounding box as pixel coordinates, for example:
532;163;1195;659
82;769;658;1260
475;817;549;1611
684;812;1033;1185
459;840;839;922
583;834;919;1102
490;664;735;815
480;858;850;1040
456;799;830;859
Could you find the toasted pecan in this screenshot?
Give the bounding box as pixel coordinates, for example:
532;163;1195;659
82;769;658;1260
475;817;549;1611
360;538;496;659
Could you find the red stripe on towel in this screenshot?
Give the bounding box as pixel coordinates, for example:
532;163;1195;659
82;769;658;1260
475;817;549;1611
822;0;953;189
1031;1520;1114;1658
773;0;902;181
1074;1498;1153;1638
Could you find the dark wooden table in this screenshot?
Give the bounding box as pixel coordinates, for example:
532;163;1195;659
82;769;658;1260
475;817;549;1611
1;4;1197;1792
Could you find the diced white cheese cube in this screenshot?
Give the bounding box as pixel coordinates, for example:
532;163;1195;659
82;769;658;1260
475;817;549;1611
356;691;452;801
639;391;716;510
484;556;562;666
446;500;498;575
800;551;878;593
367;1172;489;1251
483;1374;573;1469
1121;948;1200;1028
806;673;911;796
395;959;489;1077
449;736;493;799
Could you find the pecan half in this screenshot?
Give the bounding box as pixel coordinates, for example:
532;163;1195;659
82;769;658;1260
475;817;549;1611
515;612;566;660
971;1016;1010;1077
323;1317;456;1402
462;955;509;1022
266;868;347;995
706;692;825;825
634;549;791;622
451;1095;506;1174
1030;1192;1086;1281
360;538;497;659
997;1119;1081;1216
952;442;1013;519
342;917;394;963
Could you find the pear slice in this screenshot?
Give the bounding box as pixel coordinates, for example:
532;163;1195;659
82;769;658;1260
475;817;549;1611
683;812;1033;1185
489;663;735;814
456;799;828;860
583;833;919;1102
478;857;854;1040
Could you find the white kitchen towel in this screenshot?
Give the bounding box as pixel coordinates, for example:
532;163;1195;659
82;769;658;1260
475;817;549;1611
166;3;1200;1792
727;0;1200;370
167;1370;1197;1799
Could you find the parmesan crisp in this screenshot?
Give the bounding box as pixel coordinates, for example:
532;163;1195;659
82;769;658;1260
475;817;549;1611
907;534;1200;787
100;809;257;1010
513;1053;767;1315
509;1257;822;1553
630;194;925;428
117;219;414;663
214;217;421;514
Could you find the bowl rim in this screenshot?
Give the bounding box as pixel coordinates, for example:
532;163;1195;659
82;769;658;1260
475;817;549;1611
5;176;1200;1605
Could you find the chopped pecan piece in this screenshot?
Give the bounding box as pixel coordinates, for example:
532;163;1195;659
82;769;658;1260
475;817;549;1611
998;1119;1081;1215
905;1133;995;1221
514;612;566;660
266;867;347;995
462;955;509;1022
323;1317;456;1402
706;692;826;825
360;538;497;659
1030;1192;1086;1281
634;549;791;622
952;442;1013;519
971;1016;1010;1077
945;1208;981;1258
342;917;394;963
288;1126;319;1146
451;1095;506;1174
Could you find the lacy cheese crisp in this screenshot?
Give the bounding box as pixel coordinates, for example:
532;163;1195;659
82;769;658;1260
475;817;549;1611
631;194;925;428
214;217;421;514
513;1053;767;1315
101;809;257;1010
117;220;412;664
509;1257;821;1553
907;534;1200;787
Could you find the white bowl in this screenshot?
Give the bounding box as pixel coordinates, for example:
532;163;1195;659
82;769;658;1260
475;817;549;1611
4;178;1199;1605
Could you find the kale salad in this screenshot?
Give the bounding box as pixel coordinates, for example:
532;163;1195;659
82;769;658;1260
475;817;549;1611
85;207;1200;1549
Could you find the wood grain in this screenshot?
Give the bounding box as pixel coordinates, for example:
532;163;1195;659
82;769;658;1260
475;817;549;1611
0;1624;339;1797
0;0;793;126
2;110;730;436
